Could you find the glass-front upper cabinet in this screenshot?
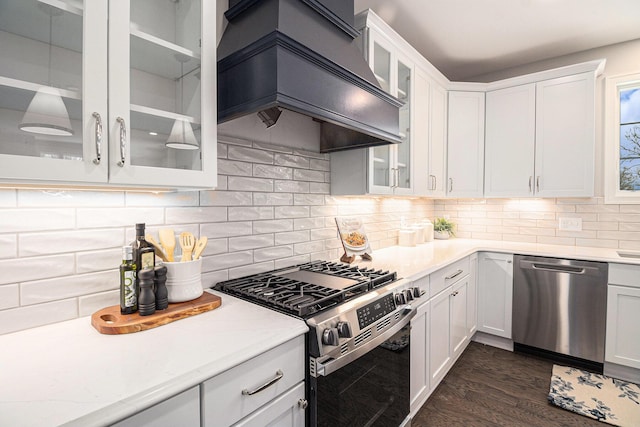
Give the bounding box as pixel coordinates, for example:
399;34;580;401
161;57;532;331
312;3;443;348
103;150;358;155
0;0;216;189
366;28;413;195
0;0;108;184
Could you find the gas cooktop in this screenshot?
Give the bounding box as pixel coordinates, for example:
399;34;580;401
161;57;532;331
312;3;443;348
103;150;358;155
213;260;397;318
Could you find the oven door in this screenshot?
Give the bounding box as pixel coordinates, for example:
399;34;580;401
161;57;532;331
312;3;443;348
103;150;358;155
309;311;414;427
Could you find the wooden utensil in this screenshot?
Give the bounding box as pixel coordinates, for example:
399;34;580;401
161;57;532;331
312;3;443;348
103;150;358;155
159;228;176;262
193;236;208;260
145;234;168;262
179;231;196;262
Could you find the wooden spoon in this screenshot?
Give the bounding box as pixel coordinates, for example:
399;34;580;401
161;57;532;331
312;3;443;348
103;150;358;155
145;234;168;262
159;228;176;262
179;232;196;262
193;236;208;260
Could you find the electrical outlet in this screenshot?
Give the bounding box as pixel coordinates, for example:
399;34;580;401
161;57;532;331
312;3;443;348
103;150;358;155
558;217;582;231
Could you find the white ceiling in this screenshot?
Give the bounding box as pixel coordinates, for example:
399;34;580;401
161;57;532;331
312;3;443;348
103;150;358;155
354;0;640;81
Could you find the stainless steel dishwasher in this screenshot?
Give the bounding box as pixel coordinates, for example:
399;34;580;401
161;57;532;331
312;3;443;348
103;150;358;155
513;255;608;371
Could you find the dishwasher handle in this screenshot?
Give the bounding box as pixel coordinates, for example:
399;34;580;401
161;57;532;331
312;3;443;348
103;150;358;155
519;259;601;276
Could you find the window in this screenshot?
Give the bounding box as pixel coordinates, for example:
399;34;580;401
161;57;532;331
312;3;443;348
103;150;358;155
605;73;640;203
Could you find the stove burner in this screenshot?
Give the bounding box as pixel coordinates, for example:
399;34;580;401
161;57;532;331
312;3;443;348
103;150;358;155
213;260;397;318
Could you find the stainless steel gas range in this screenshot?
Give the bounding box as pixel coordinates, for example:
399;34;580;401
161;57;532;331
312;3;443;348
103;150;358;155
214;260;424;427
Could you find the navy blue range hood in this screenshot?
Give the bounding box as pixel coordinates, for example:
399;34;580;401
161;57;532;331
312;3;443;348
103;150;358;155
217;0;403;152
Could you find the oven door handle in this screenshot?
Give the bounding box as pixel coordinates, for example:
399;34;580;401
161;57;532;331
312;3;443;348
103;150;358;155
315;308;416;377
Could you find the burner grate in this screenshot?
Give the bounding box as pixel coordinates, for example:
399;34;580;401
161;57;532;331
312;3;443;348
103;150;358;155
213;260;397;318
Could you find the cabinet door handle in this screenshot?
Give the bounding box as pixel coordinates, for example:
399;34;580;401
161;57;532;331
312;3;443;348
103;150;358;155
528;176;532;193
429;175;436;191
116;117;126;167
395;168;400;188
241;370;284;396
445;269;463;280
91;112;102;165
536;176;540;192
449;177;453;192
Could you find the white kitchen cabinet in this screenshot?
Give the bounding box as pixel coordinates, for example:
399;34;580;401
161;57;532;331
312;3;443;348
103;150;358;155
0;0;216;189
447;91;485;197
477;252;513;339
232;382;305;427
485;73;595;197
331;10;415;196
467;252;478;337
111;386;200;427
410;297;430;415
429;286;451;386
201;336;305;427
414;67;447;197
606;264;640;371
450;277;469;359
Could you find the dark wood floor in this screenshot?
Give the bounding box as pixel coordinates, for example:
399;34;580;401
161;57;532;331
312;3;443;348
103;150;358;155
412;342;602;427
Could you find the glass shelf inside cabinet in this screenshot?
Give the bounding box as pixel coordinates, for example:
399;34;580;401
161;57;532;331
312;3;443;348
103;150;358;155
0;0;84;161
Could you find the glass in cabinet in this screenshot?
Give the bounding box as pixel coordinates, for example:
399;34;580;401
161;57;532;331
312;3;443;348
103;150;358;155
367;29;413;195
0;0;216;189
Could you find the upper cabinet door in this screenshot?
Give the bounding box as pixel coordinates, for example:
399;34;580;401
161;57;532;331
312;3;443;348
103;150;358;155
394;53;414;195
447;91;485;198
484;84;536;197
108;0;216;188
0;0;108;185
535;72;595;197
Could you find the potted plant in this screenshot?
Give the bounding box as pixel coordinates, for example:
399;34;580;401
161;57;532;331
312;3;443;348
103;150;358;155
433;217;455;239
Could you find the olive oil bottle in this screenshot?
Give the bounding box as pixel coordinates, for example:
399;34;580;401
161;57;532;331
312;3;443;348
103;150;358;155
131;223;155;296
120;246;137;314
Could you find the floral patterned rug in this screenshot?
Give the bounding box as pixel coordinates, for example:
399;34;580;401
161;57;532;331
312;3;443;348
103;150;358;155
548;365;640;426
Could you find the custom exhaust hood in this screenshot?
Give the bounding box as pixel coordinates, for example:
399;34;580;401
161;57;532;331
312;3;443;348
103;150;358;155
217;0;403;153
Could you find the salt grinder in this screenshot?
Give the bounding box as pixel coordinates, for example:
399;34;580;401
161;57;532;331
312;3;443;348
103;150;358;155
138;268;156;316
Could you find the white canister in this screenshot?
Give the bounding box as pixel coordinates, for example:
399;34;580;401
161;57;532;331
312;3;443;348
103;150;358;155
163;258;203;302
423;221;434;242
399;229;417;247
411;225;425;243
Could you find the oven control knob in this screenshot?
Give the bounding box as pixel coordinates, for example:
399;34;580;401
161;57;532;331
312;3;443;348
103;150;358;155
411;287;423;298
322;327;340;346
336;321;352;338
403;289;414;301
395;292;407;305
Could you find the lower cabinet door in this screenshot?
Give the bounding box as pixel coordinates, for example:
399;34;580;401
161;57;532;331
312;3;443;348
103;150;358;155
429;288;451;386
410;300;429;413
233;382;305;427
606;285;640;369
477;252;513;338
111;386;199;427
450;277;469;359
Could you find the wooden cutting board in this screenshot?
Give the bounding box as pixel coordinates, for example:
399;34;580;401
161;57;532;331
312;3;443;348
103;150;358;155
91;292;222;335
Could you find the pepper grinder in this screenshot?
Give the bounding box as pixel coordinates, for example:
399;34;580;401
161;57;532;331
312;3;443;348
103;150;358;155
154;264;168;310
138;268;156;316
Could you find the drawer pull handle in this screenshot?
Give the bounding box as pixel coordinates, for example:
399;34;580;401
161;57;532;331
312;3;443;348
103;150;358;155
241;370;284;396
445;269;463;280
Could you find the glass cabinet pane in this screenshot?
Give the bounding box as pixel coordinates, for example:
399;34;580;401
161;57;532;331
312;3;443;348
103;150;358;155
373;42;391;93
397;60;411;190
129;0;202;170
372;145;391;187
0;0;83;161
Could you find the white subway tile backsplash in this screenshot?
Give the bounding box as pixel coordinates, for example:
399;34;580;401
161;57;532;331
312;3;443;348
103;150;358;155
294;240;324;255
228;206;274;221
0;299;77;335
253;193;293;206
254;245;293;262
228;176;274;192
0;284;19;309
78;290;119;317
228;234;274;251
18;190;124;207
20;229;124;257
0;209;75;233
202;269;229;287
77;208;164;228
203;251;253;272
76;249;122;274
217;142;228;158
0;254;74;285
21;270;119;305
294;217;325;230
166;207;227;224
202;238;229;256
293;148;328;160
253;219;293;234
274;206;309;218
253;164;293;180
228;261;275;279
274;180;310;193
310;205;338;217
253;141;293;154
294;194;325;205
275;230;310;245
274;254;311;269
0;234;17;259
201;221;252;238
309;182;330;194
274;153;310;169
293;169;325;182
200;191;252;206
0;189;17;207
309;158;330;171
218;159;253;176
228;146;274;164
310;228;338;240
125;191;198;207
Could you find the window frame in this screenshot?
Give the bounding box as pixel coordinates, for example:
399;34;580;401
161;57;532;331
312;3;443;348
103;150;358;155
605;72;640;204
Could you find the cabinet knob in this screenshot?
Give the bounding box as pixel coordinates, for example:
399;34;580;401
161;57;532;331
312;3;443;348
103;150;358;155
451;290;459;297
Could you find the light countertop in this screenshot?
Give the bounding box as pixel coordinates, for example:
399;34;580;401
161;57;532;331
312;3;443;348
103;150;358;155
0;290;308;427
1;238;637;426
349;238;640;281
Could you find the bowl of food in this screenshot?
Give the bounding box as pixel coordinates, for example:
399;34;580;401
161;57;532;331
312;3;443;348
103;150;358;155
343;231;367;250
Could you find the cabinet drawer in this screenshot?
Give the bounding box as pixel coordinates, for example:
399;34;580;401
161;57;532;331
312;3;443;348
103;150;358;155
430;256;470;296
202;336;305;427
609;263;640;288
